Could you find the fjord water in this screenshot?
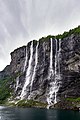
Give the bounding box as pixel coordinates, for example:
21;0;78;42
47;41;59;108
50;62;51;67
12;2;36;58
0;107;80;120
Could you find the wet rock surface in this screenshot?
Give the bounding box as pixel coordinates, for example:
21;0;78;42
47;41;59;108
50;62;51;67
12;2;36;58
59;34;80;99
0;31;80;109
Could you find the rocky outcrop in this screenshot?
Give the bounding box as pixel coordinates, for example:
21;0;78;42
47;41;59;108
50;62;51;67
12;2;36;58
0;26;80;109
10;46;26;74
59;34;80;99
0;65;11;79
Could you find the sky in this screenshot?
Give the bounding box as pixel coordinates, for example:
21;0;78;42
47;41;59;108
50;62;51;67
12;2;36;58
0;0;80;71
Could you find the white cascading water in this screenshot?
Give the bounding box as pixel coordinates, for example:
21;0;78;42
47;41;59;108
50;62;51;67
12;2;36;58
58;39;61;79
20;41;33;100
15;76;19;92
47;38;61;109
30;42;39;91
23;46;27;72
54;38;61;104
49;38;54;75
47;38;54;108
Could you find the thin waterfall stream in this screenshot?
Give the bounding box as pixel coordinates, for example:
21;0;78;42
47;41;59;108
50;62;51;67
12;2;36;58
47;38;61;109
28;42;39;99
23;46;28;72
20;41;33;99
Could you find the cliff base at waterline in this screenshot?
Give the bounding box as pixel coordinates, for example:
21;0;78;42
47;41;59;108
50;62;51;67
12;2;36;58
0;26;80;110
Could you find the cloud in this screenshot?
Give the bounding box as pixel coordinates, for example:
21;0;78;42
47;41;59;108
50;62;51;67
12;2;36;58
0;0;80;71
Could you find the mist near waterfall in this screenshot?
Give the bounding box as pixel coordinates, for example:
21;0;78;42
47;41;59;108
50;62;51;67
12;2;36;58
0;0;80;71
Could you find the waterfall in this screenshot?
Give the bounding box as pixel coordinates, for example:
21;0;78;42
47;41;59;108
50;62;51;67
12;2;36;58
47;38;54;81
47;38;54;108
30;42;39;91
54;38;61;104
58;39;61;79
15;76;19;92
23;46;27;72
20;41;33;100
47;38;61;109
50;38;53;70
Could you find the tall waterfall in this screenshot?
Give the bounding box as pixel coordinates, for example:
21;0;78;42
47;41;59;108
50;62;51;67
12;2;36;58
30;42;39;91
23;46;27;72
47;38;61;108
49;38;54;75
20;41;33;99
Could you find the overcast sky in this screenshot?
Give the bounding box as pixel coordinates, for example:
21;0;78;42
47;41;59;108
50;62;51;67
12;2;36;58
0;0;80;71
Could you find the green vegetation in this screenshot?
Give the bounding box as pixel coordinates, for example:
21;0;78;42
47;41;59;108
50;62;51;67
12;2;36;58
66;97;80;102
16;99;47;108
39;35;55;42
0;77;12;104
56;25;80;39
39;25;80;41
0;72;21;104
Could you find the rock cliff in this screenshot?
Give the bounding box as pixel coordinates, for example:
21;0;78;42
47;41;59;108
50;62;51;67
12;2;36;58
0;26;80;109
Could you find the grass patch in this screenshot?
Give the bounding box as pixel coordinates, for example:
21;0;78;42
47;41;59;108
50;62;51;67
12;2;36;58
16;99;47;108
66;97;80;102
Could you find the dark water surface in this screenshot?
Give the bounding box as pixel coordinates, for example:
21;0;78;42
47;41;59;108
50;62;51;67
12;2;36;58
0;106;80;120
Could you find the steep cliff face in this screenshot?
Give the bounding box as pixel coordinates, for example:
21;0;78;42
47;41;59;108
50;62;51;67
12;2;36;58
59;34;80;98
0;26;80;108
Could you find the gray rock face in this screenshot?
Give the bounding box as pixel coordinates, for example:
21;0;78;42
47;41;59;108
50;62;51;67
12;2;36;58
0;65;11;79
0;33;80;104
10;46;26;74
59;34;80;99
